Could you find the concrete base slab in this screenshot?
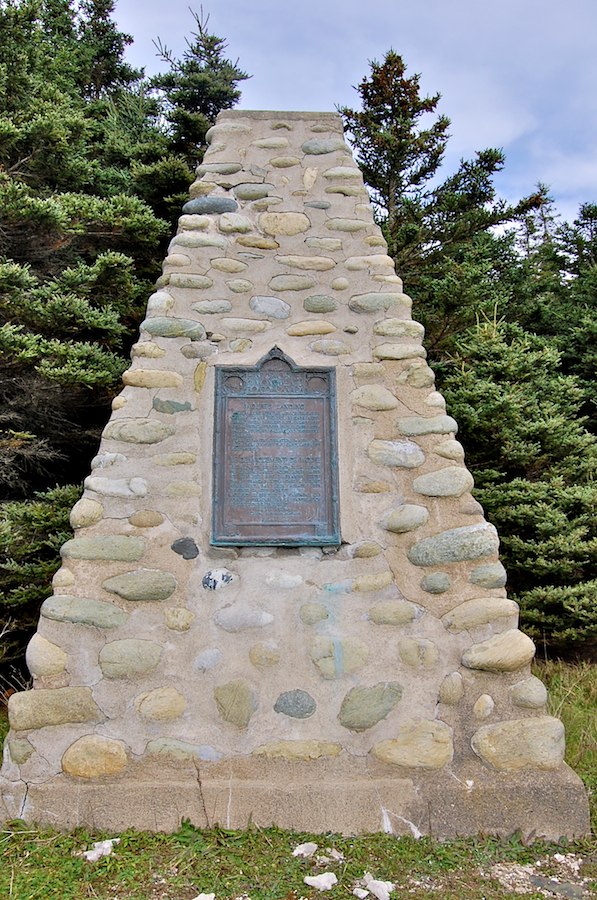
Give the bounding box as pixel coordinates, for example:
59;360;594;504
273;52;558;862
1;755;590;839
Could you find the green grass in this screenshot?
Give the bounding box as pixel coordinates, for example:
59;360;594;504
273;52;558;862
1;664;597;899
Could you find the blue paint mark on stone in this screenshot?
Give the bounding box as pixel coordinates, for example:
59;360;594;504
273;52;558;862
182;197;238;215
323;580;353;593
171;537;199;560
202;569;233;590
274;690;316;719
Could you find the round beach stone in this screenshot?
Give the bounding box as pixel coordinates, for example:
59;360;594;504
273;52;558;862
249;642;281;667
146;738;221;761
253;740;341;760
471;716;565;771
286;321;335;336
8;739;35;765
26;634;67;676
350;385;398;411
421;572;451;594
399;638;439;668
227;279;253;293
369;601;418;626
276;255;336;271
510;676;548;709
339;682;403;732
102;570;177;602
234;183;276;200
274;690;317;719
367;439;425;468
134;686;186;719
197;162;242;176
218;213;252;233
397;363;435;388
474;694;495;719
310;636;368;678
383;505;429;533
269;156;301;167
351;541;383;558
326;218;367;232
347;254;394;271
371;719;453;769
470;562;508;589
99;639;162;678
302;138;347;154
8;686;103;731
162;481;201;498
439;672;463;705
221;317;270;334
146;290;174;313
237;235;279;249
140;319;206;342
322;166;361;179
230;338;252;352
331;277;349;290
52;567;75;589
304;295;338;313
70;498;103;529
442;598;519;633
269;274;316;291
373;318;425;338
170;232;228;250
171;537;199;559
202;569;233;590
128;510;165;527
462;629;536;673
305;237;341;250
373;343;426;361
412;466;474;498
249;296;291;318
433;439;465;461
352;571;393;592
407;523;499;567
84;476;147;498
214;679;257;728
396;415;458;436
349;293;405;313
309;339;351;355
164;608;195;631
62;735;127;778
299;603;329;625
178;214;210;230
132;341;166;358
189;180;218;198
41;595;128;629
152;398;192;415
153;452;196;466
195;648;223;671
104;419;175;444
213;607;274;632
181;343;214;359
259;212;310;236
191;300;232;314
61;535;145;562
169;273;213;289
211;257;247;273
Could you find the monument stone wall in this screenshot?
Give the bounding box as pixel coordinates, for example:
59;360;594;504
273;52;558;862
0;110;590;838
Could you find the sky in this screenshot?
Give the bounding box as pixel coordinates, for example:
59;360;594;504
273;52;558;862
114;0;597;224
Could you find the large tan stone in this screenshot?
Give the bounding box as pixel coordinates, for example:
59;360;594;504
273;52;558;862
214;680;257;728
350;385;398;410
8;687;104;731
471;717;565;771
399;638;439;668
122;369;183;388
442;598;519;633
286;320;336;336
62;735;128;778
276;255;336;270
462;629;535;672
310;637;368;678
351;571;393;592
259;212;310;235
253;741;341;760
99;640;162;678
372;720;453;769
134;686;186;719
26;634;67;677
70;498;103;528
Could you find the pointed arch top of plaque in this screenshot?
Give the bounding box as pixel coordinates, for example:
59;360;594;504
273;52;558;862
212;347;340;546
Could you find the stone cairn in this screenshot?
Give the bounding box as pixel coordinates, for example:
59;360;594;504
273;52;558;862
0;110;589;837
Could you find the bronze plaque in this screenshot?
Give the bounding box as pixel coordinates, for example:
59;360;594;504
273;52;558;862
212;347;340;546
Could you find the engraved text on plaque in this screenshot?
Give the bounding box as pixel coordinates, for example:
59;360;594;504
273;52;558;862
212;347;340;545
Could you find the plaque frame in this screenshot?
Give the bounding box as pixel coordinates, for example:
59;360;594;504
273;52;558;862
212;347;340;546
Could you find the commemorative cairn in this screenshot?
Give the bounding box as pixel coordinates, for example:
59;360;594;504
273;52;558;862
0;110;589;838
